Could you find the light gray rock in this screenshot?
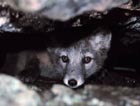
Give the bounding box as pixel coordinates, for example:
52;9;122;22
43;84;140;106
5;0;130;21
0;74;42;106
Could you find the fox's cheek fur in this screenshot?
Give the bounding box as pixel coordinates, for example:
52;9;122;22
84;60;94;70
84;65;98;78
59;59;67;69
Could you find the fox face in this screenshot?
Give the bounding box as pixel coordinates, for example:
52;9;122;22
40;30;112;88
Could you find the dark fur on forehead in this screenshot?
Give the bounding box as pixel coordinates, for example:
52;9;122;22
47;26;110;49
90;27;110;36
70;27;111;47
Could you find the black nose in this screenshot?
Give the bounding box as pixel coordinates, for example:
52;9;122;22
68;79;77;87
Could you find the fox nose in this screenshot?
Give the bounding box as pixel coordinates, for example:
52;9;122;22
68;79;77;87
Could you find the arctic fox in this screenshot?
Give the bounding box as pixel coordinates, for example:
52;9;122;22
2;29;111;88
42;29;112;88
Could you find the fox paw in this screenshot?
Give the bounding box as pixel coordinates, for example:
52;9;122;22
17;68;40;83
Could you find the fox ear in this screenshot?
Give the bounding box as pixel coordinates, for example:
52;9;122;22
89;31;112;51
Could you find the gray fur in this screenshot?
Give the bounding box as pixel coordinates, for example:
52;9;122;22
41;30;112;88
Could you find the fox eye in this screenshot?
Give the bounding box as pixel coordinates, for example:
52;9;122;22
83;56;92;64
61;55;69;63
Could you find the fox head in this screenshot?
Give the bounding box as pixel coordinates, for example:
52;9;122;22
40;30;112;88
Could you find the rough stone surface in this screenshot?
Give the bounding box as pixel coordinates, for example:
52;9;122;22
0;2;54;33
0;74;140;106
42;84;140;106
4;0;133;21
0;74;42;106
0;2;22;32
0;0;139;33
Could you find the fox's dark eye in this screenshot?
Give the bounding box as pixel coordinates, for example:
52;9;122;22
61;55;69;63
83;56;92;64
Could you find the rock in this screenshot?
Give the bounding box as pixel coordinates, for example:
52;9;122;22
0;2;54;33
0;3;22;32
5;0;131;21
43;84;140;106
0;74;42;106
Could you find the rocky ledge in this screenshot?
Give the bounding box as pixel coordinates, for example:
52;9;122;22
0;74;140;106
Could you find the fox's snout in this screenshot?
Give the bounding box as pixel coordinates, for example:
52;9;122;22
63;75;84;88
